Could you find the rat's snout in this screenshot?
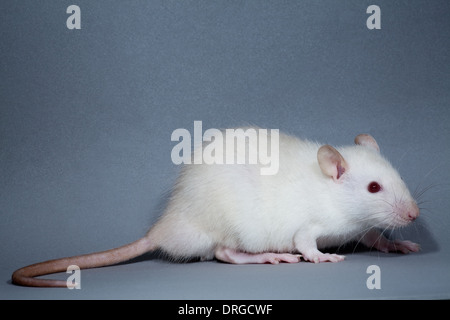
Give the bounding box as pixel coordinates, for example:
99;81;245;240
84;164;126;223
410;203;420;220
394;201;420;226
405;202;420;222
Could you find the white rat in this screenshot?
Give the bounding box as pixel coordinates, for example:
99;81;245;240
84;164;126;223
12;130;420;287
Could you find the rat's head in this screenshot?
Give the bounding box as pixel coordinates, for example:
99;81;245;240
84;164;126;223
317;134;419;229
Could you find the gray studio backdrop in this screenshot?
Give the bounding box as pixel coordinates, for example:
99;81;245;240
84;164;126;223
1;0;449;299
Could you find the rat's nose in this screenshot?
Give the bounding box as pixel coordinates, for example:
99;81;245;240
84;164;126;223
407;203;420;221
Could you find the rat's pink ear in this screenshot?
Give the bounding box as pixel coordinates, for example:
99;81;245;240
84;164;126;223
317;145;348;182
354;134;380;152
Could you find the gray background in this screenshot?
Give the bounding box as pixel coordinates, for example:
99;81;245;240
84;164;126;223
1;0;449;299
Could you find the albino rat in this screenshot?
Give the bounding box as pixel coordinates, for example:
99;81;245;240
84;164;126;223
12;130;420;287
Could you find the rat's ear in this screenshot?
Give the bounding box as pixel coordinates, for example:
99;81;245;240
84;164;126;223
317;145;348;182
354;134;380;152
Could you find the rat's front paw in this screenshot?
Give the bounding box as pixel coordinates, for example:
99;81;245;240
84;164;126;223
302;250;345;263
389;240;420;254
361;230;420;254
375;239;420;254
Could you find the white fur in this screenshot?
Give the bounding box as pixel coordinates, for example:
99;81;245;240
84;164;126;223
148;129;418;261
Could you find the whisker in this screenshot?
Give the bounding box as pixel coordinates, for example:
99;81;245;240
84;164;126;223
413;183;438;200
340;214;394;255
351;210;394;224
423;162;445;180
371;220;398;252
351;225;380;254
334;218;381;253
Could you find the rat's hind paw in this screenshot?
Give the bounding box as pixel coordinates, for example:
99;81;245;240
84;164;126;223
215;247;301;264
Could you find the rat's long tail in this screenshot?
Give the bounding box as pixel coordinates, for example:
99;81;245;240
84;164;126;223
12;236;155;287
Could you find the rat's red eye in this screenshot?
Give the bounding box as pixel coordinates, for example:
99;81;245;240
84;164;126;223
368;182;381;193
